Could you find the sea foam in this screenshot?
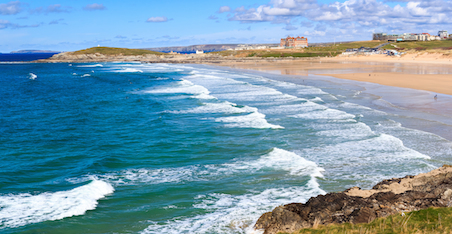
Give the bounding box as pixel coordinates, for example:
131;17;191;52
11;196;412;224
144;80;210;97
77;64;103;68
29;73;37;80
141;185;325;234
0;180;114;228
140;149;325;233
74;148;322;187
172;101;258;114
216;112;284;129
117;68;143;73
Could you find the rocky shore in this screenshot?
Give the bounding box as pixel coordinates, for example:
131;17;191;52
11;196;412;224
255;165;452;234
35;51;315;64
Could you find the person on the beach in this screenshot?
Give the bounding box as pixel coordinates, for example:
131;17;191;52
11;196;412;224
434;94;438;100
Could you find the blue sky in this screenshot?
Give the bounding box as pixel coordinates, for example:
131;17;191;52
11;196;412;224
0;0;451;52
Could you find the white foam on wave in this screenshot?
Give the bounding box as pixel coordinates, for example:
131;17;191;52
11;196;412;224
81;74;91;77
215;88;296;103
263;101;324;115
77;64;103;68
216;112;284;129
306;133;430;167
144;80;211;97
0;180;114;228
226;148;324;177
290;108;356;120
116;68;143;73
314;122;374;139
144;78;281;129
141;184;325;234
310;97;324;102
172;101;258;114
250;76;328;96
75;148;321;187
187;73;298;103
29;73;37;80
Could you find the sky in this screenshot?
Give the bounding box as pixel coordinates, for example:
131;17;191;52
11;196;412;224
0;0;451;52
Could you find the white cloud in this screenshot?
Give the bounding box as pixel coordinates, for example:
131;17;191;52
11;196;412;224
46;4;70;13
235;6;246;12
0;1;22;15
49;18;64;25
226;0;452;38
83;3;106;11
218;6;231;13
146;16;168;23
31;4;72;14
208;15;218;20
0;19;41;29
0;19;11;29
284;24;298;30
304;30;326;36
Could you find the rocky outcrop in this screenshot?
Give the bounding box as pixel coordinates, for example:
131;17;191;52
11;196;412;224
255;165;452;234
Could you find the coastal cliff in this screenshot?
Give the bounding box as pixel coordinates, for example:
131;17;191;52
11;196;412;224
255;165;452;234
37;51;308;64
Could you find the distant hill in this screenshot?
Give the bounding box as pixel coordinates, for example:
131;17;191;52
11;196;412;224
10;50;61;54
71;47;164;55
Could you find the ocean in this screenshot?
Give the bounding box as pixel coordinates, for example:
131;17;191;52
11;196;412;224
1;62;451;233
0;53;58;62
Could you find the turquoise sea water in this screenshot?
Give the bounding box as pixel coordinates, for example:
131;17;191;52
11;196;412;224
1;62;451;233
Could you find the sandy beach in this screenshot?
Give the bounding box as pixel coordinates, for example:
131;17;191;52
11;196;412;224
218;53;452;96
216;53;452;140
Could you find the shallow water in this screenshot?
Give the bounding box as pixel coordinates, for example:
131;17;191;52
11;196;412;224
0;62;451;233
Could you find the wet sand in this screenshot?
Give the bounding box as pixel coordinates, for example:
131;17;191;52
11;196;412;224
319;73;452;96
216;57;452;140
220;57;452;96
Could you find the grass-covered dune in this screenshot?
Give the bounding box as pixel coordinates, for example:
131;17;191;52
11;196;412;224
382;40;452;51
212;41;384;58
292;207;452;234
71;47;165;56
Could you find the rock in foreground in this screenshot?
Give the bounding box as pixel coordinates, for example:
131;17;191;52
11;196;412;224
255;165;452;234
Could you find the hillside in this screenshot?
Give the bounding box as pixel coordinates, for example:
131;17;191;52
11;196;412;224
213;41;384;58
382;40;452;51
148;44;239;53
147;44;277;53
71;47;164;55
256;165;452;234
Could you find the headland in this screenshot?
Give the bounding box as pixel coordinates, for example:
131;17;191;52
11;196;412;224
255;165;452;234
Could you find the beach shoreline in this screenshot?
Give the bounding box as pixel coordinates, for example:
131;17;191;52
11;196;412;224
208;57;452;141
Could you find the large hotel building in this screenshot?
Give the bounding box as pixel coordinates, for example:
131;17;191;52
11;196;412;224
280;36;308;48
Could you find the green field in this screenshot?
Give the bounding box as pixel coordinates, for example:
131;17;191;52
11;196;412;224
382;40;452;51
72;47;164;55
284;207;452;234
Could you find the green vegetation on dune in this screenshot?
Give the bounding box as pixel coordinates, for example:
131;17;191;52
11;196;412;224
258;52;341;58
212;41;383;58
305;41;383;53
214;50;340;58
285;207;452;234
382;40;452;51
72;47;164;55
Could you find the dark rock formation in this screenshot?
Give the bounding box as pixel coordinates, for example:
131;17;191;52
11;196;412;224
255;166;452;234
